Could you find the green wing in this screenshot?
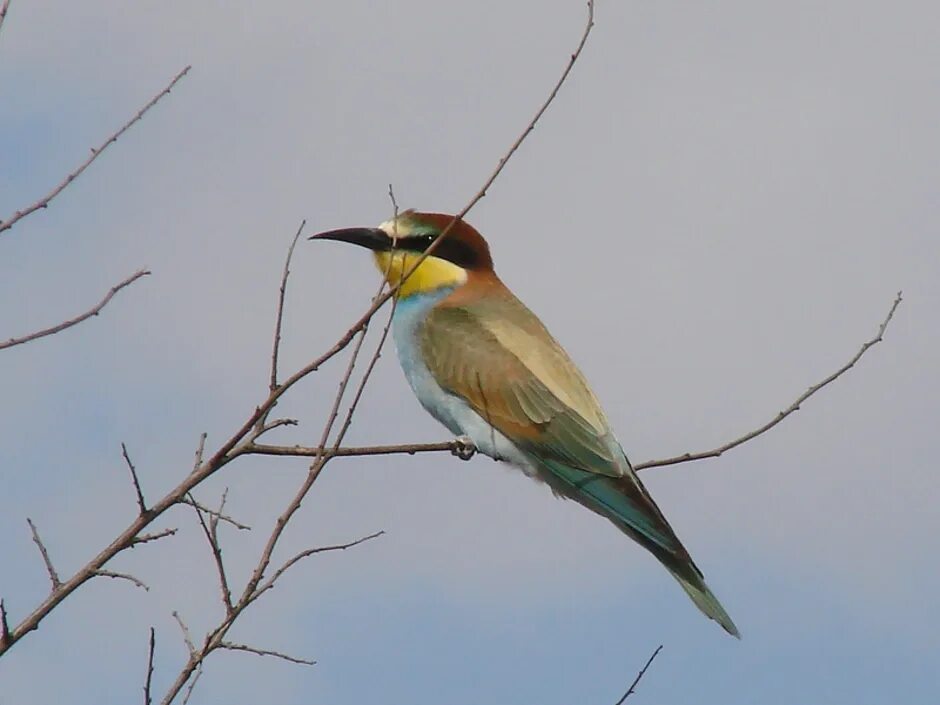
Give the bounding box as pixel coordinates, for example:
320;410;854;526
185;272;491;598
419;293;740;637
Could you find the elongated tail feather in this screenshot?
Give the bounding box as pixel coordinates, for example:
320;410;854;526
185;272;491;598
539;459;740;638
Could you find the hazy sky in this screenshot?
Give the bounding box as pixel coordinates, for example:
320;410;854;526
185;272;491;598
2;2;938;703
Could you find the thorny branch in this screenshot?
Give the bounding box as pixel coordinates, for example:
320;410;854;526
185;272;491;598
0;270;150;352
0;67;191;236
613;645;663;705
144;628;156;705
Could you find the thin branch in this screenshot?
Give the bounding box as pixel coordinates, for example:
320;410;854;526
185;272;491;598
634;291;904;471
122;442;148;515
131;528;178;546
613;645;663;705
0;599;10;649
245;440;463;459
144;628;156;705
188;491;234;616
218;641;316;667
0;66;191;235
192;433;208;473
267;220;306;398
0;1;11;39
172;611;196;656
0;270;149;351
179;496;251;531
315;0;597;330
255;531;384;599
95;570;150;591
26;518;60;590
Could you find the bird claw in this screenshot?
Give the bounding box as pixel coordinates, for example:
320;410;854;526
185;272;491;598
451;436;477;461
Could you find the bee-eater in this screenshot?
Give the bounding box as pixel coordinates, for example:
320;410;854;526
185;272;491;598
312;210;739;637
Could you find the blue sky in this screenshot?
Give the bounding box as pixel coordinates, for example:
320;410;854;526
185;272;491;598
2;1;939;703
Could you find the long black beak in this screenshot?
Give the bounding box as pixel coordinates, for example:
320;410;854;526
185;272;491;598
309;227;391;252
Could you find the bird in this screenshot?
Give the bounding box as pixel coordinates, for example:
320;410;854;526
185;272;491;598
311;210;739;637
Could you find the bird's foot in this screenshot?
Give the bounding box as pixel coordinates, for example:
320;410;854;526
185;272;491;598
451;436;477;461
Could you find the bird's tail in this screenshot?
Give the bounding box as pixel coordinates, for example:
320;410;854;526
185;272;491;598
539;459;740;638
659;551;740;639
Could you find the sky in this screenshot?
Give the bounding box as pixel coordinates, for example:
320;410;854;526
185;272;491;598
1;1;938;703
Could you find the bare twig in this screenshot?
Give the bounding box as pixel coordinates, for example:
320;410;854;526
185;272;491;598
634;291;903;471
0;1;11;39
0;67;191;235
268;220;306;394
0;599;10;649
188;491;234;616
172;611;196;656
144;628;156;705
131;528;178;546
613;645;663;705
170;612;204;705
192;433;208;473
26;518;60;590
122;442;148;515
246;440;462;459
317;0;597;329
255;531;384;599
179;496;251;531
95;570;150;591
218;641;316;666
0;270;149;351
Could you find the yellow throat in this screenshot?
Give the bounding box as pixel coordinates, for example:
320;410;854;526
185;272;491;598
372;249;467;298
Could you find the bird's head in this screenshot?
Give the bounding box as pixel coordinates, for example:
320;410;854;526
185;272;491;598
310;210;493;297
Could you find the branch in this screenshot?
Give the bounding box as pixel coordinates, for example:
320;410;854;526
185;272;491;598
0;599;9;650
218;641;315;667
94;570;150;592
268;220;306;394
122;442;148;515
0;0;11;40
254;531;384;599
144;628;156;705
179;495;251;531
245;440;472;460
26;518;60;590
634;291;903;471
130;528;178;546
613;645;663;705
0;270;150;351
188;491;234;616
0;66;191;236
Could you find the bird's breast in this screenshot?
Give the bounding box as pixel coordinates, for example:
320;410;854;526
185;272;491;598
391;291;539;474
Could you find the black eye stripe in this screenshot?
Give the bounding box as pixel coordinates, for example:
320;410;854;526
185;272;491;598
395;234;481;269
